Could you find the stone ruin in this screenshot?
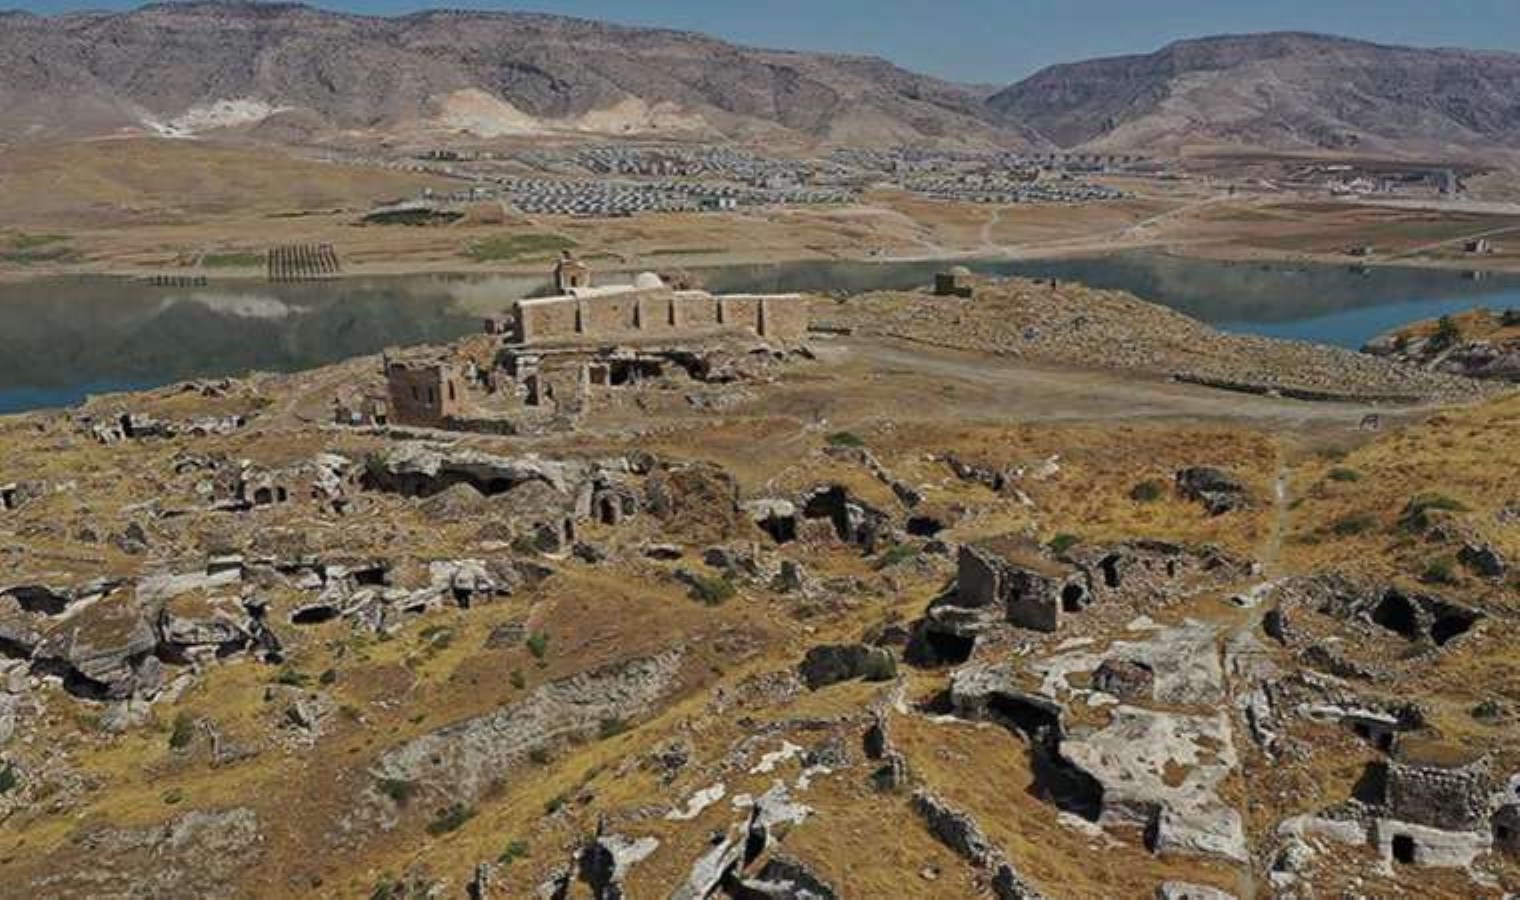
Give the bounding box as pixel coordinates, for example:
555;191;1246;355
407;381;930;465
1263;575;1485;679
359;258;811;432
957;536;1088;633
913;535;1250;655
933;266;976;299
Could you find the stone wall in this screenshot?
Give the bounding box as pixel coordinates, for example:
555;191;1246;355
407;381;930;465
674;292;720;330
757;295;810;343
1386;759;1492;831
512;287;805;347
516;295;581;344
957;541;1077;633
957;544;1002;608
386;362;466;428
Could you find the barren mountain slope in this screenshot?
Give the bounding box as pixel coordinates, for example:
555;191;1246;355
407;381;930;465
987;32;1520;158
0;1;1034;147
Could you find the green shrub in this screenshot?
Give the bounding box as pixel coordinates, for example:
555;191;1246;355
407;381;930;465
168;712;196;750
509;669;526;690
544;792;569;815
0;764;18;795
1330;513;1377;536
826;431;865;448
1422;557;1460;585
419;625;454;650
525;632;549;659
1047;533;1081;554
1431;315;1462;349
274;667;309;687
425;803;475;836
498;839;530;866
1327;468;1362;483
598;717;629;739
1129;479;1166;503
1399;494;1469;532
527;746;552;766
162;788;184;805
687;574;737;606
860;651;898;682
379;778;416;805
875;543;918;569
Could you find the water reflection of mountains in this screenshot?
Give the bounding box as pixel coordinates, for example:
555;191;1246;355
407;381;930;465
0;278;479;390
701;252;1520;324
2;253;1517;408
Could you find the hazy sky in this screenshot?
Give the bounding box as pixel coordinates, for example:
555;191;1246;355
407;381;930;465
11;0;1520;83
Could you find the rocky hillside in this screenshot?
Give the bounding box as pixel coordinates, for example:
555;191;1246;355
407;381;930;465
8;6;1520;161
1364;307;1520;382
986;32;1520;157
0;1;1032;147
0;278;1517;896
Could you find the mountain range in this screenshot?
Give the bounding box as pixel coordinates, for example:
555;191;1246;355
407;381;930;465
3;2;1520;160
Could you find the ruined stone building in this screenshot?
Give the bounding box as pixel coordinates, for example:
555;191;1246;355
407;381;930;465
508;259;808;347
934;266;976;298
384;357;471;429
553;251;591;292
1370;740;1496;868
332;389;388;427
370;258;809;432
958;536;1089;633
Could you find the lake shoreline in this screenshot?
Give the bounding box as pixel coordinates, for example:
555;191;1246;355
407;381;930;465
3;236;1519;287
1;250;1517;415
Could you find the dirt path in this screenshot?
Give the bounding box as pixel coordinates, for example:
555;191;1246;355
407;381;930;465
844;337;1413;429
978;207;1005;250
1224;453;1293;900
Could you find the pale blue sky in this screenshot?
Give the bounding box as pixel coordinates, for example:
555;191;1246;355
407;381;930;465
10;0;1520;83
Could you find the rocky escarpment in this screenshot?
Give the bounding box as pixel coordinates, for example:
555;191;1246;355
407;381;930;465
1364;309;1520;383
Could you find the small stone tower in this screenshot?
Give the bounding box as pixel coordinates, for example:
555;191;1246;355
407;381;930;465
553;251;591;293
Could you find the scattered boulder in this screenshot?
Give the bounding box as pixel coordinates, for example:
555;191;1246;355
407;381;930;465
156;600;251;662
0;481;45;513
578;819;659;900
1156;883;1235;900
798;644;896;690
671;831;745;900
34;600;160;700
1457;542;1506;579
1175;467;1249;515
1092;658;1154;702
734;855;837;899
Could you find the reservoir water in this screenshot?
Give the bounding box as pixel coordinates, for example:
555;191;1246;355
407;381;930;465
2;252;1517;414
